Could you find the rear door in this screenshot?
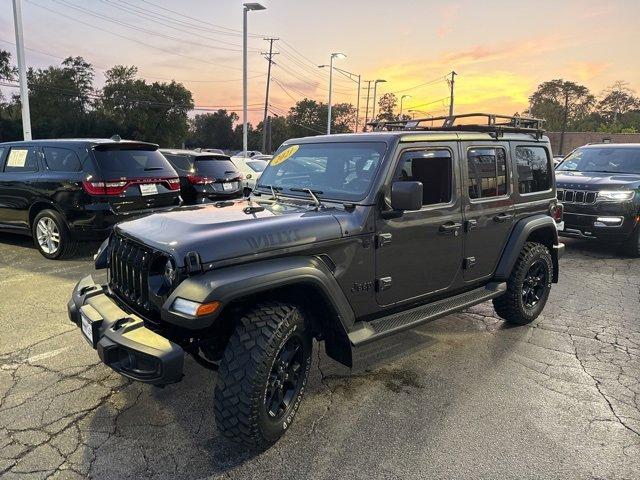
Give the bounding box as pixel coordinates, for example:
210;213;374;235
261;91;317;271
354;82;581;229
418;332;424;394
0;145;42;230
91;146;181;213
375;144;464;306
461;141;515;282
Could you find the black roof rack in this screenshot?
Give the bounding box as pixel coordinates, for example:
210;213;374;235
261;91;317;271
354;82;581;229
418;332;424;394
368;113;545;139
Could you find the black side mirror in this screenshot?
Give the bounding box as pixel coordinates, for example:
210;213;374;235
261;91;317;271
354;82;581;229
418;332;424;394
243;186;253;197
390;181;423;211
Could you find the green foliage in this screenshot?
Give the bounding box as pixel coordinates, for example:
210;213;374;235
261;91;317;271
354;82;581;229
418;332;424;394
527;79;596;131
376;93;397;122
186;110;238;149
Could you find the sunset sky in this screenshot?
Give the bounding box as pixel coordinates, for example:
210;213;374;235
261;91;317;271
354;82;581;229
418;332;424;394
2;0;639;124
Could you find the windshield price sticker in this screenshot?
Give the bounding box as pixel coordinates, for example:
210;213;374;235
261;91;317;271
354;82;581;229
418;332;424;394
6;149;28;167
271;145;299;166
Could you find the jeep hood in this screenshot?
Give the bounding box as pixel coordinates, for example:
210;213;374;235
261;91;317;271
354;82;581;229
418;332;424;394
556;171;640;189
115;200;343;265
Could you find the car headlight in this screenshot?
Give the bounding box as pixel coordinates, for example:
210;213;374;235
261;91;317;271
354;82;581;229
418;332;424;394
170;298;220;317
597;190;635;201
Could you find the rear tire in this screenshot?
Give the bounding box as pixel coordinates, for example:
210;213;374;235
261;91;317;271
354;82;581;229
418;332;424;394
32;209;77;260
493;242;553;325
214;302;313;449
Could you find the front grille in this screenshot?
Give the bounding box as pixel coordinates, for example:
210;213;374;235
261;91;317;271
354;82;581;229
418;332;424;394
109;233;154;316
557;189;597;204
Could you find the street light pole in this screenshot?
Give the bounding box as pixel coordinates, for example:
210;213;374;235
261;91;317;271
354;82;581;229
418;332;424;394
400;94;411;119
12;0;31;140
371;79;386;122
363;80;372;130
242;3;265;158
355;74;361;133
325;52;346;135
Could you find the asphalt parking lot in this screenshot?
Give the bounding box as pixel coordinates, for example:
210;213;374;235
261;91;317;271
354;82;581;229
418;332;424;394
0;234;639;480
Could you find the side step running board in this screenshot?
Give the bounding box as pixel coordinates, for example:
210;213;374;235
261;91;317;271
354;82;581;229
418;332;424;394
348;282;507;346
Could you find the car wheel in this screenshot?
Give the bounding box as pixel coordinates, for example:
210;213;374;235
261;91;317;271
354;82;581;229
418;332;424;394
493;242;553;325
214;302;312;449
32;209;77;260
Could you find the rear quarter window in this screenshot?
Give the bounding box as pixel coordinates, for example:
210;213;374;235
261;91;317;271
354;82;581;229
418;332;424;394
163;154;194;172
515;146;552;194
43;146;81;172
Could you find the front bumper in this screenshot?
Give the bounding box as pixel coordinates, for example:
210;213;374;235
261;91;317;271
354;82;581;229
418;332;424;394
68;275;184;385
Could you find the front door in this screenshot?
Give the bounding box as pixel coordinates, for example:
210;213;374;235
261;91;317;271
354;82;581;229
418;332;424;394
0;145;41;230
461;142;515;282
375;145;464;307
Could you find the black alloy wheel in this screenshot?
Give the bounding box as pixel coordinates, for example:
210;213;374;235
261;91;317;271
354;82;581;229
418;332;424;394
265;336;305;420
522;259;548;309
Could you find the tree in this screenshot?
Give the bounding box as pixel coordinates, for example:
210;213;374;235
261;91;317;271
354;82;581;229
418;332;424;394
598;81;639;125
527;79;596;154
187;110;238;149
0;50;21;142
97;65;193;146
376;93;397;122
0;50;17;81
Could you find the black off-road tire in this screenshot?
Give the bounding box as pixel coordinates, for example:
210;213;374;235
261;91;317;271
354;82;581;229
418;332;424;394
493;242;553;325
214;302;313;449
32;209;77;260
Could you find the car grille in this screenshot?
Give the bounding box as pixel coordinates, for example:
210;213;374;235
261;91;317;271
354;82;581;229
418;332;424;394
109;233;155;316
557;189;597;204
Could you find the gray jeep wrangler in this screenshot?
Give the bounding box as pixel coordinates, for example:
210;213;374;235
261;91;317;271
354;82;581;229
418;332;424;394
68;114;565;449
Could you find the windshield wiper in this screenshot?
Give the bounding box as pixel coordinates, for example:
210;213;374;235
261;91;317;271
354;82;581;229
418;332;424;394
290;188;324;210
256;184;283;200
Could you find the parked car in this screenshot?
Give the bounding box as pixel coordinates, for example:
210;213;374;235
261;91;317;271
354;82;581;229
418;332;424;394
228;156;268;189
69;113;564;450
199;148;225;155
159;149;243;204
553;155;564;167
231;150;263;159
0;138;181;259
555;143;640;255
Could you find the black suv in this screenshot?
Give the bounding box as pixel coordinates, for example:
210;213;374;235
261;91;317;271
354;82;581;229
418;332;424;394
0;138;182;259
555;143;640;255
160;149;243;204
68;114;564;449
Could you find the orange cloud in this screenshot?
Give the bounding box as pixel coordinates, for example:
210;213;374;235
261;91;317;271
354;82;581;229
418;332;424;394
566;61;609;82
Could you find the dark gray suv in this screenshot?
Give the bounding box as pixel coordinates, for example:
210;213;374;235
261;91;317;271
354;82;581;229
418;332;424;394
68;114;564;449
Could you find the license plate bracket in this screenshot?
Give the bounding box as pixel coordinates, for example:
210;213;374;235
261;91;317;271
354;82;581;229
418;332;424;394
80;306;103;349
222;182;235;191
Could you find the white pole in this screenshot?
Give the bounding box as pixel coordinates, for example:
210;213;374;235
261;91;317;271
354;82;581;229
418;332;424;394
12;0;32;140
372;81;378;121
327;54;334;135
242;6;248;158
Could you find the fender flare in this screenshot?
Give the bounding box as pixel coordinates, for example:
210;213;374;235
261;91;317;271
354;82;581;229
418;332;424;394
494;214;560;282
162;256;355;333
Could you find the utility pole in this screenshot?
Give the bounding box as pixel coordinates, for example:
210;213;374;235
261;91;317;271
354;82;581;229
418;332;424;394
12;0;32;140
448;70;457;118
261;37;278;153
354;74;361;133
363;80;373;131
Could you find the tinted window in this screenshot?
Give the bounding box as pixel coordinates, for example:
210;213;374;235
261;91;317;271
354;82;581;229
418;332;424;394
93;148;176;178
516;146;551;193
259;142;386;201
194;157;239;178
0;148;5;169
467;147;507;199
557;147;640;174
43;147;81;172
398;149;452;205
3;147;39;172
163;154;194;172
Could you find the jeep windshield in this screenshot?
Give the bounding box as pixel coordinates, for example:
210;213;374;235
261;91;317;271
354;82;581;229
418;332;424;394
257;142;386;202
558;147;640;174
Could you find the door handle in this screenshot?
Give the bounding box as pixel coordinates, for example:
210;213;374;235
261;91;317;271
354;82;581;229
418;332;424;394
493;213;514;223
439;222;463;235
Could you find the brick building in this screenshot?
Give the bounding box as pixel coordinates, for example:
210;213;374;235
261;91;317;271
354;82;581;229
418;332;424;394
547;132;640;156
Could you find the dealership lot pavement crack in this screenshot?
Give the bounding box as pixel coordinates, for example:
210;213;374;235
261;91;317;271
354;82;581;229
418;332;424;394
1;236;639;479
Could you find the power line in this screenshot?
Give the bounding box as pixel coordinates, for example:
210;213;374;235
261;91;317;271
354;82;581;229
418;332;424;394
389;74;449;94
406;96;451;110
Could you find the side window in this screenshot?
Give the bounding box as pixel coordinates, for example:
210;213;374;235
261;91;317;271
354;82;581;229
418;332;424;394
3;147;39;173
164;154;193;172
467;147;507;200
397;149;452;206
516;146;551;193
43;147;81;172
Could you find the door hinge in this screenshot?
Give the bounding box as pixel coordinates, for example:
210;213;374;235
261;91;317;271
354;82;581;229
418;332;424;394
376;277;393;291
376;233;392;248
463;257;476;269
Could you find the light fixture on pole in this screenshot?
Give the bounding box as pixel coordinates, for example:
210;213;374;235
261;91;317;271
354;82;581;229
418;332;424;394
242;3;266;158
319;64;360;133
371;79;386;122
324;52;346;134
399;95;411;118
